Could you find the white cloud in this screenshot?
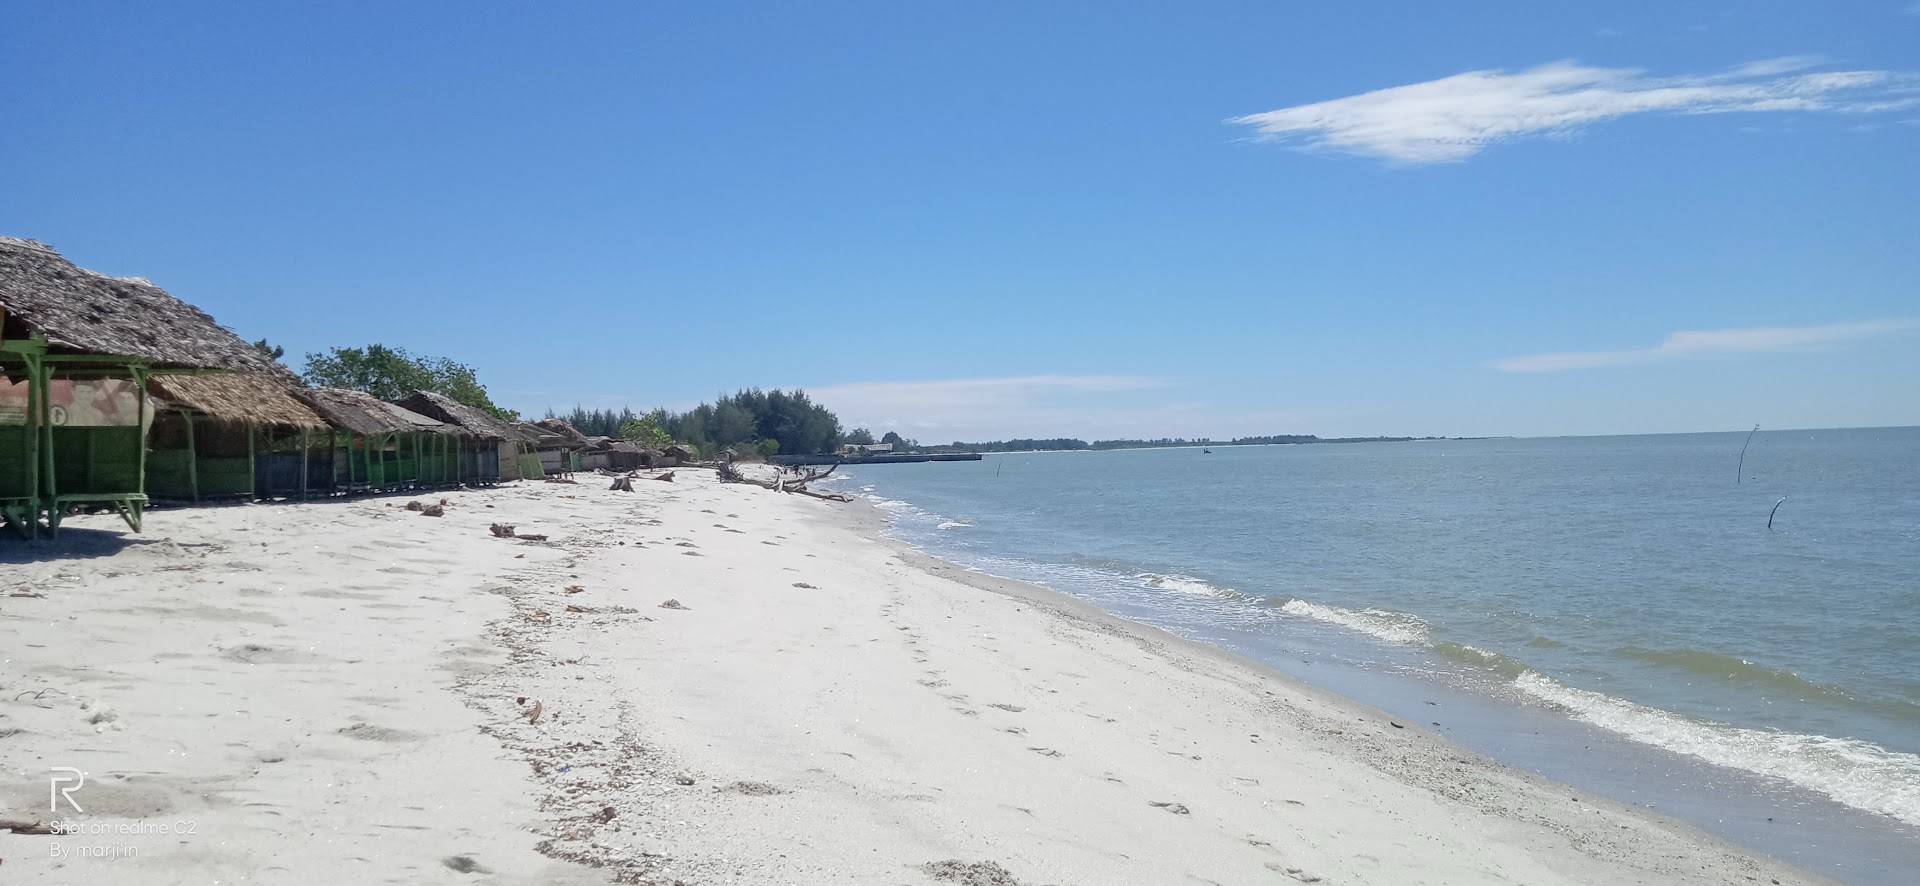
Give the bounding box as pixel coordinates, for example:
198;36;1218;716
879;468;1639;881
1231;58;1918;163
806;374;1186;440
1492;319;1920;372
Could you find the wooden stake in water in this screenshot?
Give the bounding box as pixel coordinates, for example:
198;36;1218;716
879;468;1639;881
1737;424;1760;483
1768;497;1786;529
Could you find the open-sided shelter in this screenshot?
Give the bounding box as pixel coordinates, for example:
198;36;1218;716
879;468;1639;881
530;418;591;475
146;373;329;503
394;391;527;484
0;236;298;536
293;387;459;494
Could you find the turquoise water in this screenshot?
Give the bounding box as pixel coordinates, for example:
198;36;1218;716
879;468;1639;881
836;428;1920;883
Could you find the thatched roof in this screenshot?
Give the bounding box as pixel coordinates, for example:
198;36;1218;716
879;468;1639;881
295;387;450;437
0;237;290;375
534;418;592;449
513;421;565;447
150;374;327;429
395;390;518;441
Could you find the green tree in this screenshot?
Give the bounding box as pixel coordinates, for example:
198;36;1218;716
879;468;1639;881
303;344;517;421
756;438;780;458
843;427;875;446
619;415;674;450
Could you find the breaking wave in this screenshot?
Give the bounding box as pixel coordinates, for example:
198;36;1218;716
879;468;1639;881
1136;572;1246;600
1516;671;1920;827
1275;598;1431;646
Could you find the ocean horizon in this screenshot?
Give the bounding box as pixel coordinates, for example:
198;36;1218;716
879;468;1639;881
837;426;1920;885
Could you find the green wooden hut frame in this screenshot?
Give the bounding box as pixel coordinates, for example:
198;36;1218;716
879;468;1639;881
395;390;527;485
3;236;302;538
0;336;153;537
146;373;330;503
292;387;460;495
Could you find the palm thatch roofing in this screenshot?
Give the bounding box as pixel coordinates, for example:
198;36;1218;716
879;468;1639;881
513;421;566;448
0;237;290;376
294;387;451;437
150;373;328;430
533;418;593;449
395;390;518;441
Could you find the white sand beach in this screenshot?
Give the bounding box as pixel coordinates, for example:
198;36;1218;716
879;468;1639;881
2;468;1829;885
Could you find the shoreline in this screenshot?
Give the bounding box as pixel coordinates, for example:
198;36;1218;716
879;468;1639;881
2;470;1833;884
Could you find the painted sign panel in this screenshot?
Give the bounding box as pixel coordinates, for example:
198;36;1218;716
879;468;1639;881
0;378;147;427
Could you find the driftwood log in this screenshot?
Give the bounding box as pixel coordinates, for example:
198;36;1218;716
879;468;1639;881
716;462;850;502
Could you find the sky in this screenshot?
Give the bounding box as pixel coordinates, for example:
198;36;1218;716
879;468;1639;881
3;1;1917;441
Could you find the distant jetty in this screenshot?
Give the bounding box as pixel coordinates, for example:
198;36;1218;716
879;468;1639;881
768;453;983;466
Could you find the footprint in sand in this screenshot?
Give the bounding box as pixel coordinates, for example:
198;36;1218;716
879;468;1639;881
1264;862;1322;883
337;723;421;742
442;855;493;874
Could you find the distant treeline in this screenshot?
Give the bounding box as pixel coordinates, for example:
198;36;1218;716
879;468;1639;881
550;388;842;456
918;438;1091;453
914;434;1432;453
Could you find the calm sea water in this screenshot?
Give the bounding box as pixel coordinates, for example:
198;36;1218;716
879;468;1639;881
834;428;1920;884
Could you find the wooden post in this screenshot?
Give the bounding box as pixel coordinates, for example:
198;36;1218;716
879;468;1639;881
247;424;257;501
184;411;199;503
299;429;310;501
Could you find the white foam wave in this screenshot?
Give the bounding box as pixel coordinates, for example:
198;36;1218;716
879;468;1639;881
936;520;973;530
1515;672;1920;826
1138;572;1239;599
1278;599;1430;645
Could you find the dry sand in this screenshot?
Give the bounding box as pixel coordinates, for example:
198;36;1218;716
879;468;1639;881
1;467;1830;884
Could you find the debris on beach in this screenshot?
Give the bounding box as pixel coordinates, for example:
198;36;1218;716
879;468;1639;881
419;503;444;517
608;475;635;492
564;585;586;594
650;471;675;482
919;860;1040;886
490;523;548;541
658;599;689;610
1148;801;1191;814
792;582;818;589
724;780;787;796
717;462;851;501
524;699;544;724
674;769;697;785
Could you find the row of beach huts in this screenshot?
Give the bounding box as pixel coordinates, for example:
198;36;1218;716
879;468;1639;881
0;236;683;538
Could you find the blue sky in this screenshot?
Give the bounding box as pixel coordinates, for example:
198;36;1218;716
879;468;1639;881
4;2;1916;440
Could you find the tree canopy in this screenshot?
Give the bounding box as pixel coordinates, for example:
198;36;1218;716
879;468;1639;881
549;388;843;456
303;344;517;421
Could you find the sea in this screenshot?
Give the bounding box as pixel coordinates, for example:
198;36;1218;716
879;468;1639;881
830;428;1920;885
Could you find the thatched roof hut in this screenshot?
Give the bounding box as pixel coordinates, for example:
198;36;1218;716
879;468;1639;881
149;373;327;430
396;391;518;441
0;237;291;375
533;418;593;449
295;387;450;437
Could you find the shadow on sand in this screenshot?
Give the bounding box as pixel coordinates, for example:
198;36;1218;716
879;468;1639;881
0;526;148;563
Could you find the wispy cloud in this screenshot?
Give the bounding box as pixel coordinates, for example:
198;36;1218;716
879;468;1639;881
1492;319;1920;372
807;374;1183;440
1231;57;1919;163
